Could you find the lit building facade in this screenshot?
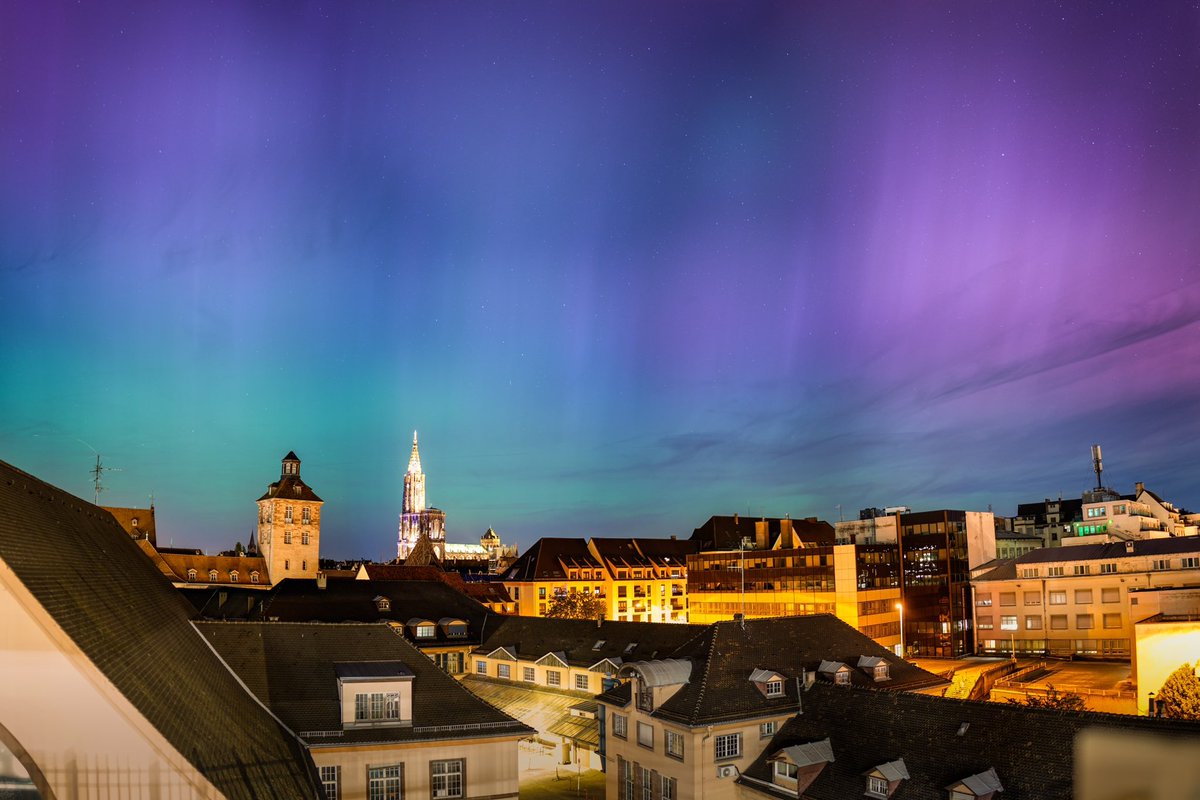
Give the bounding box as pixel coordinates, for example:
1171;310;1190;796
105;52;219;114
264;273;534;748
396;432;446;561
256;451;323;582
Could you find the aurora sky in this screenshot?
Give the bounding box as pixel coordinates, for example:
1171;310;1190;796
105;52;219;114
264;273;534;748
2;3;1198;559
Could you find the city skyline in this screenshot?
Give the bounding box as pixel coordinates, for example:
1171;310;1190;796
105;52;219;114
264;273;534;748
2;3;1198;559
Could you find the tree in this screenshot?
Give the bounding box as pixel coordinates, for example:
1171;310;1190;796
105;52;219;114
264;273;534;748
1008;684;1087;711
1155;662;1200;719
545;591;606;620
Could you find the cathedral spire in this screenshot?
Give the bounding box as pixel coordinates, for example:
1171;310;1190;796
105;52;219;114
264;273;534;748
408;431;422;475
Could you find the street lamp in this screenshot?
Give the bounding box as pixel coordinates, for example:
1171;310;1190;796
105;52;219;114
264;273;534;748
895;602;905;659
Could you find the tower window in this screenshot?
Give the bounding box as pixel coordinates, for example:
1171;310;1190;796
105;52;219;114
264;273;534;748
285;560;290;570
284;532;292;544
285;507;293;523
302;532;309;545
302;507;311;524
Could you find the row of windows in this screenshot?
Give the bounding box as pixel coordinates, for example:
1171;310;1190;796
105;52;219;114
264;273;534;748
281;531;312;545
618;758;677;800
980;588;1121;607
187;568;260;583
355;692;401;722
612;716;769;762
475;661;590;690
321;759;462;800
978;614;1122;631
259;506;315;524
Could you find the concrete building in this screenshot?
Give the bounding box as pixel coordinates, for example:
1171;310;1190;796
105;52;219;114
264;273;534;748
972;538;1200;659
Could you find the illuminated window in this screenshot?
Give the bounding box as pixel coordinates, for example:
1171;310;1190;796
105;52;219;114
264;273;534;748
187;569;197;581
1025;616;1042;630
1049;591;1067;605
1000;616;1017;631
367;764;401;800
250;571;259;583
319;765;339;799
431;759;464;799
766;679;783;697
714;732;741;760
230;571;239;583
523;667;535;682
208;570;218;582
867;776;889;798
497;664;510;679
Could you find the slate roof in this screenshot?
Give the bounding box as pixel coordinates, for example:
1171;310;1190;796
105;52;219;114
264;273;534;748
158;551;270;584
0;459;320;799
197;622;532;746
596;615;945;726
474;615;707;668
501;537;602;580
736;681;1200;800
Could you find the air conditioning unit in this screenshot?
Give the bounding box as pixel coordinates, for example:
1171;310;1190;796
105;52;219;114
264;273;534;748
716;764;738;779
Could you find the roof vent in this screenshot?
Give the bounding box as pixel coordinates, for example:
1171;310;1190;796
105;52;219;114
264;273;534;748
1125;541;1135;554
956;722;970;737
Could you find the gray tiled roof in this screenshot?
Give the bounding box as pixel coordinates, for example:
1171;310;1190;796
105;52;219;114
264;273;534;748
473;614;707;668
197;622;532;745
0;459;320;799
737;681;1200;799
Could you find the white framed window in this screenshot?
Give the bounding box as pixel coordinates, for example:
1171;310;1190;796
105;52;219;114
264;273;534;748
1049;591;1067;605
1152;559;1171;571
867;775;888;797
575;674;589;691
285;506;294;523
665;729;684;759
319;765;340;799
835;670;850;685
285;531;293;544
476;660;487;675
367;764;402;800
523;666;536;682
621;759;634;800
431;759;463;799
415;624;436;639
661;775;677;800
187;569;197;581
1000;616;1017;631
714;732;741;760
546;670;561;687
497;663;510;679
302;532;310;545
774;760;798;781
1184;557;1200;569
641;766;652;800
250;571;260;584
230;570;239;582
1048;566;1064;576
760;720;776;738
1074;565;1090;575
765;679;783;697
611;713;628;739
208;570;218;582
637;721;654;748
1100;563;1116;574
302;507;311;524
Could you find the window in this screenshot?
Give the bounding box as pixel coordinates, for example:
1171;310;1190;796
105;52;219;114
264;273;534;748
976;594;992;607
1087;506;1106;518
637;721;654;748
641;767;652;800
950;791;974;800
319;765;340;799
476;660;487;675
497;664;510;679
575;674;589;691
208;570;218;582
302;532;310;545
1103;613;1122;629
665;730;684;759
1050;615;1068;630
612;713;628;739
1020;568;1039;578
415;624;436;639
867;775;889;798
1153;559;1171;571
1102;588;1120;603
760;720;776;738
765;679;783;697
1075;589;1093;604
284;531;293;544
285;506;294;523
546;670;561;687
1025;616;1042;630
1049;591;1067;605
1074;565;1090;575
250;571;259;584
618;586;628;597
302;507;311;524
835;670;850;686
1048;566;1064;577
523;666;535;682
1184;557;1200;569
187;569;197;581
661;775;677;800
714;732;741;760
302;560;307;571
1077;614;1095;630
1100;563;1116;574
431;759;463;799
774;761;798;781
284;559;290;570
977;615;993;630
538;587;546;599
230;570;239;583
1023;592;1040;606
1000;616;1018;631
637;686;653;711
999;593;1016;607
367;764;402;800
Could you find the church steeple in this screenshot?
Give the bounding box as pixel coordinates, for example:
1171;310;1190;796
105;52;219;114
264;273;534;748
407;431;422;475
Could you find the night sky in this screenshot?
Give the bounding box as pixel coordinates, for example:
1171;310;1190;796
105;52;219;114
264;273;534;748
2;3;1198;560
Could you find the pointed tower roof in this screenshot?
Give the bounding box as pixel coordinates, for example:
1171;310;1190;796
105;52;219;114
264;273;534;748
407;431;422;475
404;529;443;568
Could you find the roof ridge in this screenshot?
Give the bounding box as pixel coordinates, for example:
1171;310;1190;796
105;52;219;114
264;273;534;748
688;622;720;723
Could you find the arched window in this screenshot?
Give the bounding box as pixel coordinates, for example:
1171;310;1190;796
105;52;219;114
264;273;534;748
208;570;218;582
250;571;260;584
187;569;197;581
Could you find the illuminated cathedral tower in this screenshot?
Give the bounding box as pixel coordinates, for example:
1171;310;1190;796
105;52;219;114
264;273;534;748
396;432;446;561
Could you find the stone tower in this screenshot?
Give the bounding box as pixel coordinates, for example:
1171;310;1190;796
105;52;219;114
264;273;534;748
256;451;323;583
397;432;446;561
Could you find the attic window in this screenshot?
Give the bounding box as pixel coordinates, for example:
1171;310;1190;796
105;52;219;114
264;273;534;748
131;517;138;527
374;596;391;612
230;571;239;583
836;671;850;685
415;624;436;639
624;643;638;655
250;571;260;584
294;484;302;494
208;570;218;582
187;569;197;581
766;679;784;697
593;640;606;650
874;664;890;681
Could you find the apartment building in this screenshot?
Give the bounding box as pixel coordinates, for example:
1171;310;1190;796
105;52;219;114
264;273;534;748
500;536;696;622
972;538;1200;659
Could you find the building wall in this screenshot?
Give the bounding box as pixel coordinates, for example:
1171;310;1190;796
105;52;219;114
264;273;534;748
258;494;322;583
0;560;222;798
470;651;616;695
503;567;687;622
1133;619;1200;716
311;735;521;800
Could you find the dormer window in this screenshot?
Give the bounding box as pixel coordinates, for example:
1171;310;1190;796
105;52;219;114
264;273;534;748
250;571;260;584
819;660;851;685
593;640;606;651
208;570;218;582
750;668;787;697
774;761;799;782
374;596;391;612
624;643;638;655
131;517;138;527
337;662;414;729
865;759;908;798
187;569;197;581
414;623;436;639
230;570;239;583
858;656;891;682
946;768;1003;800
766;679;784;697
770;739;835;794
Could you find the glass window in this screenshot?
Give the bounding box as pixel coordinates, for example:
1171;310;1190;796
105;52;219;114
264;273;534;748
1025;616;1042;630
715;732;741;760
774;761;798;781
367;764;402;800
415;624;436;639
302;532;310;545
765;679;783;697
665;729;684;759
1101;588;1120;603
1100;563;1116;574
661;775;677;800
1075;589;1093;604
1023;592;1040;606
575;674;589;691
523;666;535;682
319;765;339;800
612;713;628;739
1049;591;1067;605
1103;613;1122;629
497;664;510;679
637;721;654;748
1077;614;1095;630
431;759;464;799
546;670;561;687
1000;616;1018;631
999;593;1016;607
867;775;889;798
476;660;487;675
1050;615;1068;630
641;767;652;800
977;615;993;630
760;720;776;738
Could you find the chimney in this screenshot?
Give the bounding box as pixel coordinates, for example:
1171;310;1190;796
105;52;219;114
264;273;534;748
780;518;794;549
1135;481;1145;495
755;520;769;550
1125;541;1135;554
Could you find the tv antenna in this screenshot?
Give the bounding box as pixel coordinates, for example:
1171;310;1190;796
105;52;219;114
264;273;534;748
78;439;120;504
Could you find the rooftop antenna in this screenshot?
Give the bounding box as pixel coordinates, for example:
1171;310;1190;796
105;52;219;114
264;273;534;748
835;504;843;523
78;439;120;504
1091;444;1104;491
